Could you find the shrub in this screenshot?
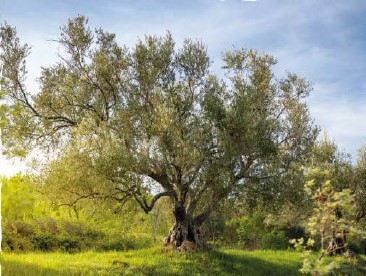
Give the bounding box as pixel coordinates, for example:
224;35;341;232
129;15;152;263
61;221;84;237
58;236;80;253
222;220;240;245
236;213;267;250
204;214;226;243
12;221;36;237
283;225;306;240
36;217;59;235
32;234;58;251
261;229;289;250
347;236;366;254
2;234;34;251
2;221;35;251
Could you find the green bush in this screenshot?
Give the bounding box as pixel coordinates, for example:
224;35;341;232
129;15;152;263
12;221;36;237
2;221;35;251
236;213;267;249
222;220;240;245
32;234;58;251
283;225;306;240
223;213;304;250
1;174;168;253
60;220;83;237
204;213;226;244
261;229;289;250
2;234;35;251
58;236;80;253
35;217;60;236
361;239;366;254
347;237;366;254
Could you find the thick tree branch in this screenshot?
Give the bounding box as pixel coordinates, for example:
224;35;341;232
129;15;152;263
134;190;175;214
146;169;174;192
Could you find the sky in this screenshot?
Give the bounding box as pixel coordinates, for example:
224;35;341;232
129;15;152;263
1;0;366;175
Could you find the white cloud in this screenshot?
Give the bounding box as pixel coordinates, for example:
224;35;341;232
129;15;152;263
309;85;366;158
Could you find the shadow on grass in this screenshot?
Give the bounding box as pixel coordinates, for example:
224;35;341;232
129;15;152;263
135;251;366;276
178;250;301;276
125;250;303;276
209;251;366;276
209;251;300;276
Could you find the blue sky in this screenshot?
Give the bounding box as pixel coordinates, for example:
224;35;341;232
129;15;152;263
1;0;366;166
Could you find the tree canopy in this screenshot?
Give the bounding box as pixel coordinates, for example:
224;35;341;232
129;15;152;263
0;16;318;249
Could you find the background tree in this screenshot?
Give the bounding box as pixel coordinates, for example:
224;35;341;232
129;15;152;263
291;168;361;276
1;174;35;220
309;136;353;191
352;145;366;219
0;16;318;249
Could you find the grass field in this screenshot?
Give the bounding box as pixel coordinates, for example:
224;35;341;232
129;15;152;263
2;247;366;275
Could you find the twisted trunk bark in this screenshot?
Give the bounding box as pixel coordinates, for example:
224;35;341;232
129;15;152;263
163;204;207;250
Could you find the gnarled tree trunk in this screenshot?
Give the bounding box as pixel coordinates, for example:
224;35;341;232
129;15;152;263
163;204;207;250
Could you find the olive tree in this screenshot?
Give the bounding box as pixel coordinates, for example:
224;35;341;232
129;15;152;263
0;16;317;249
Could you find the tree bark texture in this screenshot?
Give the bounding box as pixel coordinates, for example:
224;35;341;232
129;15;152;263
163;205;207;250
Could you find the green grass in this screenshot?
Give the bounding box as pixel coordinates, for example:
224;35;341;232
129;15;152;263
2;248;366;276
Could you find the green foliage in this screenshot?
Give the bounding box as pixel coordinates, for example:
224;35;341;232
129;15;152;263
310;136;353;191
1;174;35;219
283;225;308;242
220;210;294;250
203;212;226;244
292;168;365;275
347;236;366;255
261;229;288;250
32;234;58;251
0;16;318;237
3;227;35;251
304;168;356;249
291;241;366;276
300;250;340;275
236;213;267;249
353;145;366;223
58;236;80;253
1;173;173;253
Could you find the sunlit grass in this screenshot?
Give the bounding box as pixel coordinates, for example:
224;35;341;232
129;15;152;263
2;247;366;275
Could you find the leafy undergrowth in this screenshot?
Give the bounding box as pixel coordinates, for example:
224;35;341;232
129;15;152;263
2;247;366;276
